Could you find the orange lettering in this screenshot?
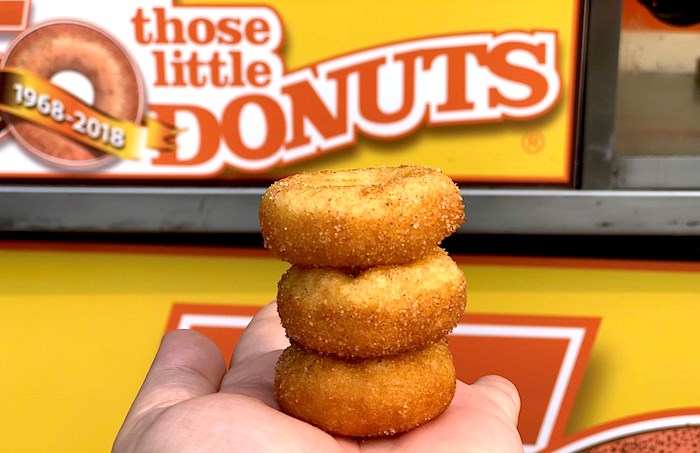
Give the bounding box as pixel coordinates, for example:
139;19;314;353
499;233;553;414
330;57;417;124
488;42;549;110
221;95;285;162
419;45;489;113
148;104;219;166
283;79;347;149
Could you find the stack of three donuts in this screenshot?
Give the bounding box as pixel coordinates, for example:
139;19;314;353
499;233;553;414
260;166;467;437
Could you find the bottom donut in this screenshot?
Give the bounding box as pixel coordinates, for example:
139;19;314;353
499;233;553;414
274;340;456;437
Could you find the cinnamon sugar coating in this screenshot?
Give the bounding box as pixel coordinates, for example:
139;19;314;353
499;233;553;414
260;166;465;268
277;247;466;358
274;340;456;437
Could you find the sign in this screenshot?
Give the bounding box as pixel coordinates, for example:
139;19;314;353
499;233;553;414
0;0;581;183
2;242;700;451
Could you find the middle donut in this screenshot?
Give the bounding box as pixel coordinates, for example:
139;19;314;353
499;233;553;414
277;247;466;358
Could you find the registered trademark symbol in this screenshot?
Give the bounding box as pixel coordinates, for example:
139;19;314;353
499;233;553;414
521;131;545;154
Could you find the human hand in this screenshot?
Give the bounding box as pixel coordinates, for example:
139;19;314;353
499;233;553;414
114;302;523;452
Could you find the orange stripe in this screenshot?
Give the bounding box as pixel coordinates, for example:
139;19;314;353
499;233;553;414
0;240;272;259
2;240;700;272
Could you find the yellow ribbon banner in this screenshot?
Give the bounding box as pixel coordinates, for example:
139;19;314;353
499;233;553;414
0;68;178;160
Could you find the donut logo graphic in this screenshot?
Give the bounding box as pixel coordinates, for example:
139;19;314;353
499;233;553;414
1;20;146;169
0;15;178;170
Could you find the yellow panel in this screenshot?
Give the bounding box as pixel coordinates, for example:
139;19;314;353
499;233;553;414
4;244;698;451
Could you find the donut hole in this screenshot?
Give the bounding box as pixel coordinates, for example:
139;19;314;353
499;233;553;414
51;70;95;105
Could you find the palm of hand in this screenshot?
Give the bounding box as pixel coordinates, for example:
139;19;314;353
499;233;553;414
114;304;523;453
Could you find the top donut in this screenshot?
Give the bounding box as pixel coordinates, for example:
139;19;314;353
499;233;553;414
260;166;465;268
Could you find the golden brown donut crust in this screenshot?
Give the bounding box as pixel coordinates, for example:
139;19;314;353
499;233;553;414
277;247;466;358
260;166;465;268
1;20;144;168
275;340;456;437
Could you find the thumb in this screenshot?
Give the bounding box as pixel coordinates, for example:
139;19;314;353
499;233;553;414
470;375;521;426
114;330;227;451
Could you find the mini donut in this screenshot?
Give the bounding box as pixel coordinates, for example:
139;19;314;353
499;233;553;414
275;340;456;437
260;166;465;268
1;19;145;169
277;247;466;358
